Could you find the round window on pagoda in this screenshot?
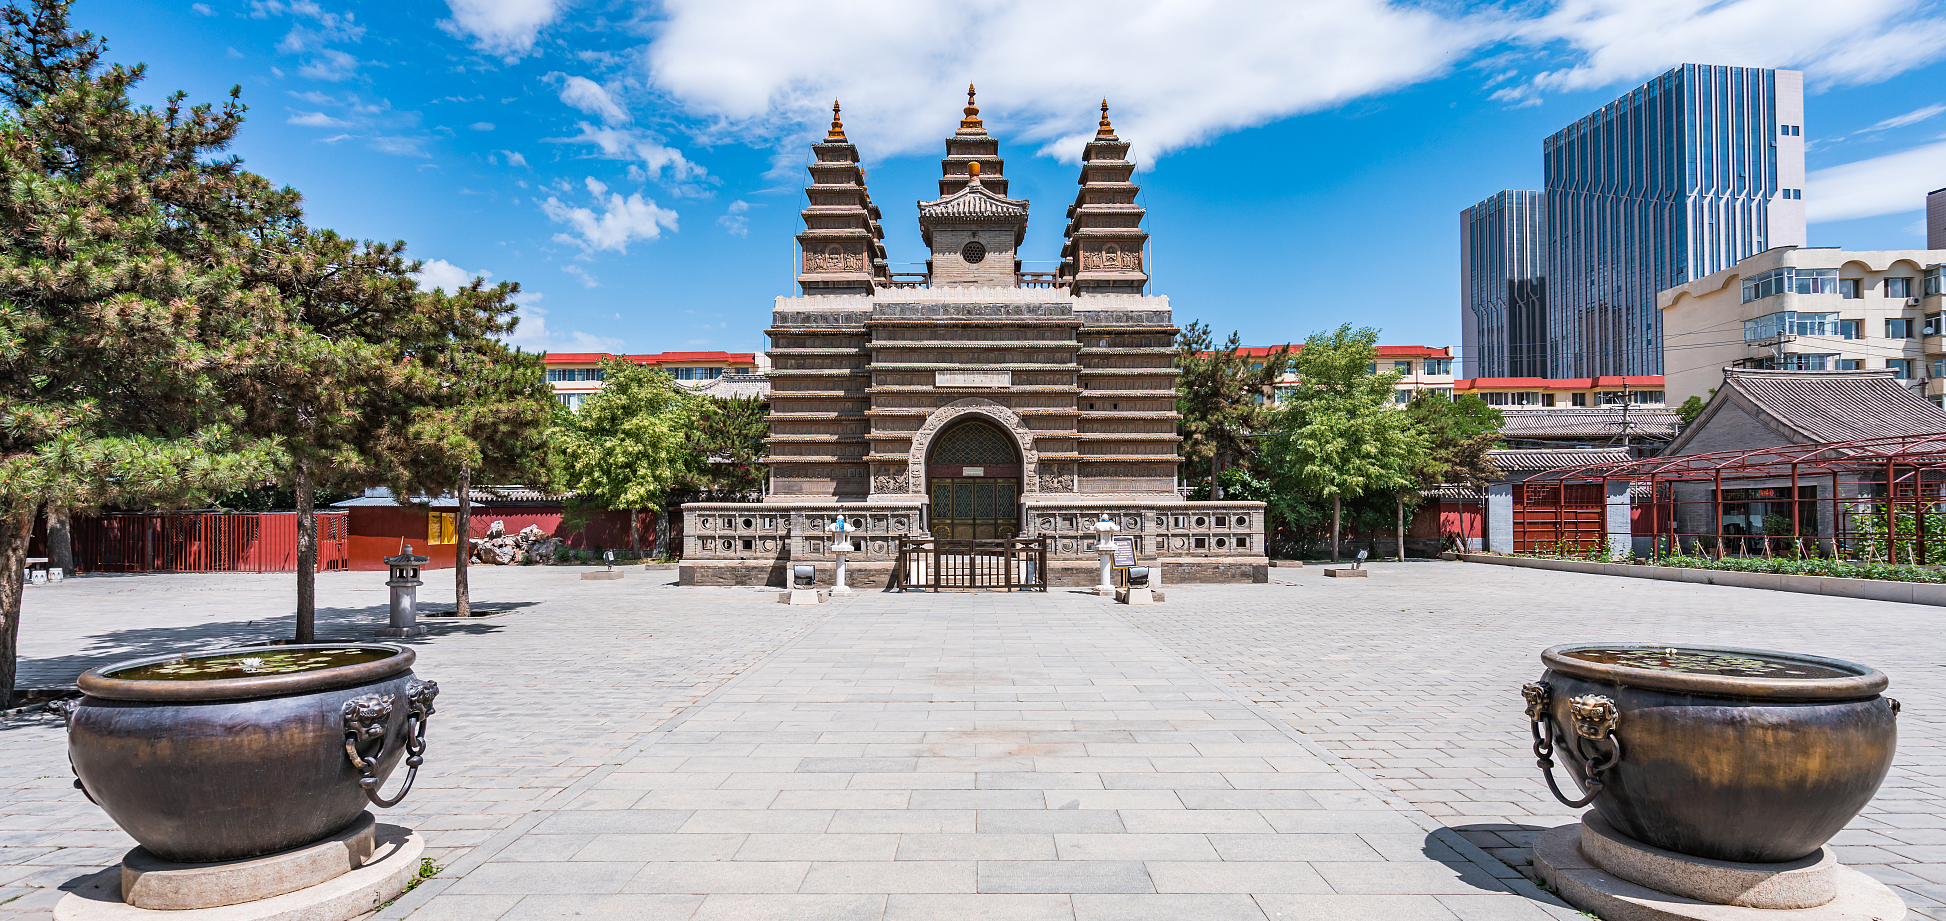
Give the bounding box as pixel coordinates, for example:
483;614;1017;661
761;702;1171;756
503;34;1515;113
961;241;987;264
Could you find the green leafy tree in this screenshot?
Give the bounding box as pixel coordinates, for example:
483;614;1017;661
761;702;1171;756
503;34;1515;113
1677;393;1709;425
548;359;694;553
1260;325;1427;561
1399;391;1502;558
393;277;554;615
683;394;767;500
0;0;287;702
1175;321;1288;492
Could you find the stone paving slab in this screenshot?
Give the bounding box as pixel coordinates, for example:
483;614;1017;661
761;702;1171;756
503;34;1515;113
0;568;824;920
376;589;1572;921
1119;560;1946;921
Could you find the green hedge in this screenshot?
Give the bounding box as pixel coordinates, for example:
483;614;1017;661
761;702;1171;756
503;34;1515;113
1651;554;1946;584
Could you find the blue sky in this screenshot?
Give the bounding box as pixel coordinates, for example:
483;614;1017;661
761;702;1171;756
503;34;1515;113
90;0;1946;358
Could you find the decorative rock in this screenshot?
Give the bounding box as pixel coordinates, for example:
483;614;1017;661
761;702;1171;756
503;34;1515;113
1533;819;1904;921
1324;568;1367;578
485;520;505;539
122;814;374;910
56;825;423;921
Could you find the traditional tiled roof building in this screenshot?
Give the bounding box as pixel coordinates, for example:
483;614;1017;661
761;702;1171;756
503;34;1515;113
682;89;1266;587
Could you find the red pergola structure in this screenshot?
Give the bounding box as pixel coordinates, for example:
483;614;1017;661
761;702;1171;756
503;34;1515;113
1516;433;1946;563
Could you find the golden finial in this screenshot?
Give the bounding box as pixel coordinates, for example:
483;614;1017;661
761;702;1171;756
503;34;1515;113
1096;99;1115;140
825;100;847;142
967;160;981;182
960;83;983;131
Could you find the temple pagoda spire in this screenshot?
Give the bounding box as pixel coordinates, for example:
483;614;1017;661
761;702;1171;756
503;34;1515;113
1058;100;1148;294
796;101;890;294
918;86;1028;287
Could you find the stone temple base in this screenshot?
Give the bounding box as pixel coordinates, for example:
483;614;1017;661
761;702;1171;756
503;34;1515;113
1533;813;1904;921
56;820;423;921
682;558;1268;588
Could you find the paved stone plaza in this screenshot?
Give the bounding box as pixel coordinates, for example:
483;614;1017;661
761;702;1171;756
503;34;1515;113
2;563;1943;919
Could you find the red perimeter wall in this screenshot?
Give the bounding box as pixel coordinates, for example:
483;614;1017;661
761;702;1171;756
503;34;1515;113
345;505;660;571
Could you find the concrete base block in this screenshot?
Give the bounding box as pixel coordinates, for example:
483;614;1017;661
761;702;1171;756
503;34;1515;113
1115;587;1155;605
1091;586;1116;596
828;586;855;596
1578;813;1836;909
778;589;825;605
372;625;427;638
56;824;422;921
1323;568;1368;578
1533;821;1903;921
1269;559;1304;568
122;815;374;910
580;571;624;581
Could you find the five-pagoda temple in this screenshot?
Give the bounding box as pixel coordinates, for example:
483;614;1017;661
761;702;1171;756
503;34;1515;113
680;88;1268;587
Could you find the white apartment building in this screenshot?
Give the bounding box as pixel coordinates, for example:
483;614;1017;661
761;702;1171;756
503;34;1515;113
1660;247;1946;405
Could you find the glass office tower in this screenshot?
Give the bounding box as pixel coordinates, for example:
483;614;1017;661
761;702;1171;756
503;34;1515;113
1543;65;1805;376
1461;190;1548;379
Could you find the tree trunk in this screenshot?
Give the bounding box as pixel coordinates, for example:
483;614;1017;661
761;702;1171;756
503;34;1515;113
630;510;640;556
1396;497;1406;562
295;461;316;643
455;465;471;618
1331;495;1341;562
0;507;31;708
657;507;673;560
46;505;73;575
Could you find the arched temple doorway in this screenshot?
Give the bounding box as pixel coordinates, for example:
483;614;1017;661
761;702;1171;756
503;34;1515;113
926;418;1021;539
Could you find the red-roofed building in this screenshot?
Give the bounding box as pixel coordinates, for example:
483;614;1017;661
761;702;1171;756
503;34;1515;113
1223;345;1456;405
1452;375;1665;408
543;351;765;409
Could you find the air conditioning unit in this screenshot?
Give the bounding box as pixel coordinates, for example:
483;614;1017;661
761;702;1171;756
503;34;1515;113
1910;297;1923;306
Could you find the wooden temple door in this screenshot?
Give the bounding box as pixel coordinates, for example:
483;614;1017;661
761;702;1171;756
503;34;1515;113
925;419;1021;540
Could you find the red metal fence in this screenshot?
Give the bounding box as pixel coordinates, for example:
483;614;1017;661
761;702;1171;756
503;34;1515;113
69;512;350;573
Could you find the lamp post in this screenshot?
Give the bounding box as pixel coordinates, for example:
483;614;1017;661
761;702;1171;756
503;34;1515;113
377;545;430;637
1092;512;1119;595
829;515;855;596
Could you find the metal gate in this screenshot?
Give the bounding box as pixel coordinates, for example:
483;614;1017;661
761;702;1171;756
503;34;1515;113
890;537;1047;591
70;512;350;573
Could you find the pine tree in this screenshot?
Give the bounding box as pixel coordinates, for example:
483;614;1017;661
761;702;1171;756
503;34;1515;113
1175;321;1288;492
0;0;289;702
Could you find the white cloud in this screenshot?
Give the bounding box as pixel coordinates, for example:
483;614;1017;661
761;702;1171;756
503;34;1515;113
1807;139;1946;223
542;186;679;253
1497;0;1946;104
498;149;529;167
299;47;361;81
470;121;496;131
369;135;433;157
500;297;629;352
641;0;1491;162
718;199;751;236
584;176;608;196
557;75;628;125
554;122;706;185
1866;103;1946;132
561;264;599;287
192;3;214;14
414;258;488;293
288;110;351;127
440;0;566;57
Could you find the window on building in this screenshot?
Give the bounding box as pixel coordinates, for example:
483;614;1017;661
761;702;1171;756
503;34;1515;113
1251;362;1263;370
1840;279;1862;299
1424;359;1453;375
545;368;606;382
1571;392;1587;407
1886;277;1913;299
1742;268;1839;302
1889;358;1917;379
1888;318;1914;339
1927;267;1944;297
555;393;587;411
1393;361;1413;374
1927;313;1946;338
1839;319;1862;340
1542;393;1556;407
1933;358;1946;380
1744;311;1840;341
1366;363;1377;374
673;367;724;381
1777;354;1837;371
1839;359;1864;371
1394;390;1410;404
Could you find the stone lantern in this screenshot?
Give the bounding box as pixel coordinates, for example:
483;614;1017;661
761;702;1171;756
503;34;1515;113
1092;512;1119;596
829;516;855;596
377;546;430;637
